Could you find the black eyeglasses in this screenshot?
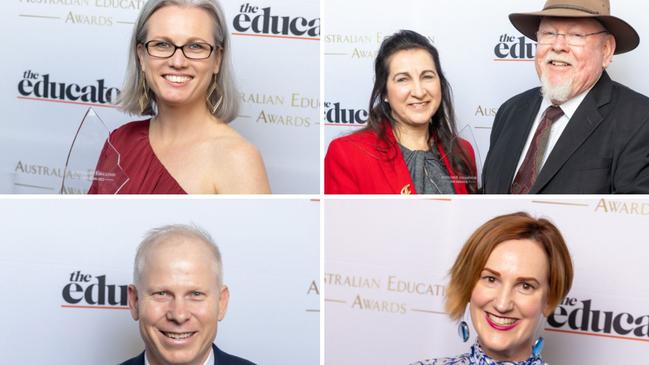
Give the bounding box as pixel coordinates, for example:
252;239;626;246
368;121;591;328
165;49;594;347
144;40;216;60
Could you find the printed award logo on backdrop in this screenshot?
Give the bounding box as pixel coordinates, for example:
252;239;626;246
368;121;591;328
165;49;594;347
325;272;446;315
474;105;498;118
325;33;382;59
306;279;320;313
547;297;649;341
17;0;143;27
17;70;120;107
230;4;319;130
325;32;434;60
493;33;536;61
470;104;499;131
61;270;129;309
594;199;649;216
13;70;121;193
323;101;368;127
232;3;319;40
240;91;317;128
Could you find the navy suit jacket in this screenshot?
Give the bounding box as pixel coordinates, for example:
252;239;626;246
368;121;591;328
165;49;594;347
482;71;649;193
118;344;256;365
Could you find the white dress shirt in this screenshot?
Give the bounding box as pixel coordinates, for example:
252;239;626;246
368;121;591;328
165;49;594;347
145;347;214;365
513;84;595;180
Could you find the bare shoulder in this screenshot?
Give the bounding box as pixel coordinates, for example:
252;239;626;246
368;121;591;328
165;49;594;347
207;125;271;194
210;125;262;166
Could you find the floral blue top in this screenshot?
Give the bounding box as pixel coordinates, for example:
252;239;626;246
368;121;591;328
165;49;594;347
410;342;547;365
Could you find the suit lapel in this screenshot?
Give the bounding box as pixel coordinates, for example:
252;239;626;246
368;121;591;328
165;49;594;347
530;72;612;193
496;94;542;192
213;344;222;365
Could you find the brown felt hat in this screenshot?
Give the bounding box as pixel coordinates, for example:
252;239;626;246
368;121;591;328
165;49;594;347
509;0;639;54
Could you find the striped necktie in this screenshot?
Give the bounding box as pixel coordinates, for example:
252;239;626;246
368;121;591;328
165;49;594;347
511;105;564;194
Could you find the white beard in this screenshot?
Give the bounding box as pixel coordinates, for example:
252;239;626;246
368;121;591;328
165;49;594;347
540;73;573;104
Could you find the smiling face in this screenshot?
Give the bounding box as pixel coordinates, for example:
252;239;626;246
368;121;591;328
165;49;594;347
128;236;229;365
469;239;551;361
535;17;615;104
137;5;222;111
385;48;442;130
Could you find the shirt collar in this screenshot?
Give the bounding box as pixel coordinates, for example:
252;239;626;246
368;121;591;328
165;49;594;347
540;81;596;120
470;341;545;365
144;346;214;365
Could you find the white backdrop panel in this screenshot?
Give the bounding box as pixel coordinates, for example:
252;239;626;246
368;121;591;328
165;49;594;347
0;198;319;364
324;0;649;181
2;0;319;194
325;198;649;365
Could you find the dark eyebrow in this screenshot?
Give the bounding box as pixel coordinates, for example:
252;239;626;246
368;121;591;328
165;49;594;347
482;267;541;285
392;69;436;79
392;72;410;79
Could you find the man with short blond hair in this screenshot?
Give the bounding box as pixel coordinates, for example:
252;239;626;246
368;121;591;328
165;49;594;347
482;0;649;193
120;224;255;365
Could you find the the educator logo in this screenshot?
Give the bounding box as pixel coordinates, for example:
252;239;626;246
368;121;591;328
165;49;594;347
61;270;128;308
324;101;368;126
233;3;320;39
548;297;649;339
17;70;120;106
494;33;536;61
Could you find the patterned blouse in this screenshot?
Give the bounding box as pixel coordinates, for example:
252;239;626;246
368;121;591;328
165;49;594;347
410;342;547;365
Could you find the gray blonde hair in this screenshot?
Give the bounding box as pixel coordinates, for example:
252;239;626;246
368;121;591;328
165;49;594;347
133;224;224;289
119;0;239;122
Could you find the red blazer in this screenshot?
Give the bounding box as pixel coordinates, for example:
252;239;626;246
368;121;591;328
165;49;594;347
325;123;476;194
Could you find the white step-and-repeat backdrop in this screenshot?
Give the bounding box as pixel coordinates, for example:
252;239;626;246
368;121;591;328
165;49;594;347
3;0;319;194
0;198;319;364
325;198;649;365
324;0;649;181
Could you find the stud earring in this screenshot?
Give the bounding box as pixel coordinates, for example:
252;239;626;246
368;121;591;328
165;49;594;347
458;304;470;342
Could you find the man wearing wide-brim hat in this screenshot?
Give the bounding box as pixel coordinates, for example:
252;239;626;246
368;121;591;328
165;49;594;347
482;0;649;194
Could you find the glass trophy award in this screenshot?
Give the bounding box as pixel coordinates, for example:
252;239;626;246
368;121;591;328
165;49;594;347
435;124;482;192
457;124;482;190
60;107;129;194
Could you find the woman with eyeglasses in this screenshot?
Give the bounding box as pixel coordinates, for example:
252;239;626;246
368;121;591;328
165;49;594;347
89;0;270;194
325;30;477;194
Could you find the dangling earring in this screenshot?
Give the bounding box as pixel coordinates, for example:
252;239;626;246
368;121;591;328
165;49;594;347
206;74;222;114
532;337;544;357
531;316;545;357
458;304;470;343
138;70;149;114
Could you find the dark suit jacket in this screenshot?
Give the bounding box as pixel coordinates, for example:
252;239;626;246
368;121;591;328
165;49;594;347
482;71;649;193
325;121;476;194
118;344;256;365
